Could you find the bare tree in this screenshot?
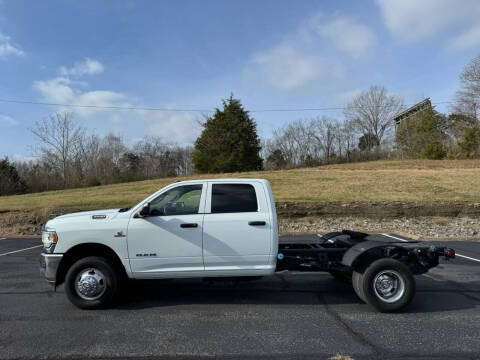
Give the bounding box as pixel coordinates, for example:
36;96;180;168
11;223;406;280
132;136;193;178
74;134;101;185
344;86;404;146
31;112;85;188
270;122;301;166
310;116;340;163
96;134;126;183
337;119;358;161
266;117;347;167
270;120;318;166
453;53;480;121
16;113;199;193
173;146;194;176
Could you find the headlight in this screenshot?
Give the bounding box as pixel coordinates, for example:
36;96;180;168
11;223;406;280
42;231;58;252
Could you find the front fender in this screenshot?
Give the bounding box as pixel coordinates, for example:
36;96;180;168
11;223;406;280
55;242;133;286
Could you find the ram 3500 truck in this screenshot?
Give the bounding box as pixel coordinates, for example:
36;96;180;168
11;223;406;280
40;179;454;312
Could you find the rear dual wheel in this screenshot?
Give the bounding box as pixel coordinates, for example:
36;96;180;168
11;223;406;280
352;258;415;313
352;271;366;302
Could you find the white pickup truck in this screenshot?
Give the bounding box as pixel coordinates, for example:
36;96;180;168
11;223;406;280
40;178;454;312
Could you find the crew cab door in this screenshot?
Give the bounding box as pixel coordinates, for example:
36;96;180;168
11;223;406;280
127;183;206;276
202;181;273;272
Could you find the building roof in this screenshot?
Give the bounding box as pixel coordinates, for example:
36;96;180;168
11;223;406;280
394;98;432;125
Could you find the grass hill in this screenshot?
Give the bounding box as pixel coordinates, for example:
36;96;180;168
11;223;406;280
1;159;479;216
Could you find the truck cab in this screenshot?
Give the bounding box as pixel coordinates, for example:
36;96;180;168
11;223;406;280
126;179;278;277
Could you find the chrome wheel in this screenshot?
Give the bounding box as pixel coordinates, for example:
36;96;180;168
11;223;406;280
75;268;107;301
373;270;405;303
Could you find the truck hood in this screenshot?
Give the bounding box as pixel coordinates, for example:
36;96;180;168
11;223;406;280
44;209;122;230
55;209;120;220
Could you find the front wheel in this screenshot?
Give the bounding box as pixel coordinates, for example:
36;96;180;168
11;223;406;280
358;258;416;313
65;256;120;309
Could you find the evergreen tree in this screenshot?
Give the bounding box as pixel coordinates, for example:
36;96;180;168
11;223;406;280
458;127;480;158
396;108;447;159
193;96;263;173
414;108;447;159
358;133;380;152
266;149;287;170
0;158;27;195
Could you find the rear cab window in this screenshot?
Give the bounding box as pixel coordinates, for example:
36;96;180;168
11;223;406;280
211;183;258;213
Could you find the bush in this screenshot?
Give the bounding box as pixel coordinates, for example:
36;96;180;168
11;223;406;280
265;149;287;170
396;108;447;158
420;140;446;159
0;158;27;195
458;127;480;158
358;133;379;152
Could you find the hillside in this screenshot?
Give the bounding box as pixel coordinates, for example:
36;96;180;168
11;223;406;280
1;159;479;236
0;159;479;212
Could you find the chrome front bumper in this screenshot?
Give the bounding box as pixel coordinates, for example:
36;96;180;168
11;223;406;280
39;252;63;284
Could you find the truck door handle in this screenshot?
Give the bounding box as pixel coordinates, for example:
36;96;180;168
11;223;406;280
180;223;198;228
248;221;266;226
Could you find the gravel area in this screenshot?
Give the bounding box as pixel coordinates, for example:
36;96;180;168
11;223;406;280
279;216;480;241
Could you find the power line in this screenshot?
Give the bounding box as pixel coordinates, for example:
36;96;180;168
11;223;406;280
0;97;454;113
250;101;453;112
0;98;212;112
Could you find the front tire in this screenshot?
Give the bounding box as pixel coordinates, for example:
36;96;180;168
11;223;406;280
359;258;416;313
65;256;119;309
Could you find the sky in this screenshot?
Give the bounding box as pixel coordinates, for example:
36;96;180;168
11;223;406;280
1;0;480;160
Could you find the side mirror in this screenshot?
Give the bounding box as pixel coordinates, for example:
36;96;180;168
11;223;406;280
139;202;151;217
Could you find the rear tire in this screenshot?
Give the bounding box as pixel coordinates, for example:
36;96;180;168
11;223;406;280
359;258;415;313
352;271;366;302
65;256;120;309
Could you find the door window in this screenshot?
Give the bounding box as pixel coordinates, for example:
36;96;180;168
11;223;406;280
149;184;203;216
211;184;258;213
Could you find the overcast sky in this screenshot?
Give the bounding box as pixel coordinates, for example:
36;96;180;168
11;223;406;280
1;0;479;160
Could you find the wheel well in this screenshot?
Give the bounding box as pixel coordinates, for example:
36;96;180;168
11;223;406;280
349;246;409;273
56;243;127;286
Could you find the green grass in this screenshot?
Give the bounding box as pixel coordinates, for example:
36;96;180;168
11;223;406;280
1;159;479;215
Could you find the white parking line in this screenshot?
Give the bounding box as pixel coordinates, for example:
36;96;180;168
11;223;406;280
451;254;480;263
381;234;416;242
382;233;480;263
0;237;7;240
0;245;43;257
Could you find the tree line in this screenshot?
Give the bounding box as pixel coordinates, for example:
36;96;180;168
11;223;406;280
262;85;404;169
263;54;480;168
1;53;479;196
2;114;193;194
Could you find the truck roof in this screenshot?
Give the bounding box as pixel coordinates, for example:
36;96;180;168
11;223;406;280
174;178;269;184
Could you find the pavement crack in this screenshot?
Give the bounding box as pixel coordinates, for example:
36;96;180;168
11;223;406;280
0;291;54;295
274;272;290;290
317;292;383;357
458;291;480;302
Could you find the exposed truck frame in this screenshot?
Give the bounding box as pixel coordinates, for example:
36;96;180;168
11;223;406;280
278;230;450;274
277;230;454;311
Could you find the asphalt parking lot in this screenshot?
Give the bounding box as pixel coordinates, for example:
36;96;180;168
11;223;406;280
0;236;479;360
